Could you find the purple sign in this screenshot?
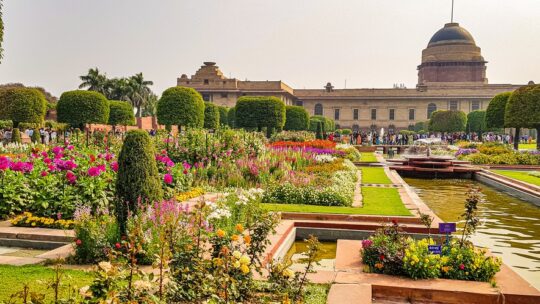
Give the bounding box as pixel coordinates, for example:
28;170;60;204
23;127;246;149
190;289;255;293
439;223;456;234
428;245;442;255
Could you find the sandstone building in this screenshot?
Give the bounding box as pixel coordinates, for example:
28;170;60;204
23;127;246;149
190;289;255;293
177;22;527;132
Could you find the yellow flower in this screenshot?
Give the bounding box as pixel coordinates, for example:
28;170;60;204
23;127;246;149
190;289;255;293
231;234;239;242
240;264;250;274
239;255;251;265
216;229;226;238
233;261;241;268
235;224;244;233
232;250;242;259
283;269;294;278
424;258;430;264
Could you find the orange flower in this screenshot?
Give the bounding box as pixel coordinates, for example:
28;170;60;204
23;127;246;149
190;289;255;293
216;229;226;238
231;234;239;242
235;224;244;233
221;247;229;255
243;234;251;245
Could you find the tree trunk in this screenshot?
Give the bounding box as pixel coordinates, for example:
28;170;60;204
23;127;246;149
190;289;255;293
514;128;520;150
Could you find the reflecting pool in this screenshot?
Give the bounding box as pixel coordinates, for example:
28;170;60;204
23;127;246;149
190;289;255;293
405;178;540;289
285;241;337;272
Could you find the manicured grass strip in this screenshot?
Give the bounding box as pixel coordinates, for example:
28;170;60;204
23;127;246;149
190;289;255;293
0;265;94;302
518;143;536;150
493;170;540;186
359;152;378;163
360;167;392;184
361;187;411;216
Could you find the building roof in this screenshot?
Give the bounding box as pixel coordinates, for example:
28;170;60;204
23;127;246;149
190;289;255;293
428;23;476;47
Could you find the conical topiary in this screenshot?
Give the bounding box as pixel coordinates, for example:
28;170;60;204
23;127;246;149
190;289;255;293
115;130;163;233
11;128;21;144
31;128;41;143
316;121;323;140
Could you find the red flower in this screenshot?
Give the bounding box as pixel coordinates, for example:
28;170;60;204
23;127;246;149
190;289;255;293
75;239;82;246
392;219;398;225
115;242;121;249
379;254;385;260
459;263;465;270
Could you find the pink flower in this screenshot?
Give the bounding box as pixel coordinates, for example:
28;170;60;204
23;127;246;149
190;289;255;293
75;239;82;246
111;162;119;172
10;161;33;173
66;145;74;150
115;242;121;249
361;239;373;248
41;151;48;158
0;156;10;171
43;158;52;164
163;173;173;184
41;171;48;177
88;167;101;177
52;146;64;155
459;264;465;270
97;164;106;172
66;171;77;184
182;162;192;170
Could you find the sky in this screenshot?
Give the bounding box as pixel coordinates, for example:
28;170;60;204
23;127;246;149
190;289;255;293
0;0;539;97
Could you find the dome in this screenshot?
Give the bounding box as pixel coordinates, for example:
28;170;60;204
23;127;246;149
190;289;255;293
428;23;476;47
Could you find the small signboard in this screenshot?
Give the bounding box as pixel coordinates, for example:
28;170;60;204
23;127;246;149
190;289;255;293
439;223;456;234
428;245;442;255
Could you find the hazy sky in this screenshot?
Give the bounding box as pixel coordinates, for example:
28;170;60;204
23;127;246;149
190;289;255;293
1;0;539;97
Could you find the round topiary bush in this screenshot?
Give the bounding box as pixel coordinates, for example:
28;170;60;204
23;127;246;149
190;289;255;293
203;102;220;129
0;87;47;126
108;100;135;128
57;90;110;129
485;92;511;130
466;110;486;134
218;106;229;126
115;130;163;232
11;128;21;143
284;106;309;131
157;87;205;131
428;110;467;133
505;84;540;150
309;115;334;133
235;96;285;137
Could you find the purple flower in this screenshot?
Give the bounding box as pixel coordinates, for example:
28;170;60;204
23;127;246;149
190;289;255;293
361;239;373;249
54;159;77;171
0;156;10;171
163;173;173;184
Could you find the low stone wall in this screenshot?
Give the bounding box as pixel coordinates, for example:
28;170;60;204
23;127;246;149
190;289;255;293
474;171;540;206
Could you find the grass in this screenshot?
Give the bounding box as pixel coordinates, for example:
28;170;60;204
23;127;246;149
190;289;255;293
305;284;330;304
0;265;94;302
360;167;393;184
519;143;537;150
359;152;378;163
493;170;540;186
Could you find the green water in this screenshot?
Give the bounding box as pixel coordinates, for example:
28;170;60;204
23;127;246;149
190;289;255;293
285;241;337;272
405;178;540;289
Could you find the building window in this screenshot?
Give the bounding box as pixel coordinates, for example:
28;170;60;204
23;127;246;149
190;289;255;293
295;100;304;106
334;109;340;120
427;103;437;118
220;93;228;98
409;109;415;120
471;100;480;111
389;109;395;121
314;103;323;116
371;109;377;120
353;109;359;120
202;93;211;102
204;79;209;85
449;100;458;111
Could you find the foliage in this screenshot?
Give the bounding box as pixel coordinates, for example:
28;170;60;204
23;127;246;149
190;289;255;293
157;86;205;129
108;100;135;126
315;121;323;139
462;150;540;165
460;188;482;247
0;0;3;63
402;238;441;279
115;130;163;232
218;106;229;126
0;119;12;129
227;106;236;128
485;92;511;129
285;105;310;131
505;84;540;129
466;110;486;134
203;102;220;129
270;140;336;149
0;87;47;125
441;239;501;282
270;130;315;143
10;212;75;229
413;121;429;133
309;115;334;132
361;221;408;275
11;127;21;143
235;96;286;137
73;208;120;264
57;90;110;129
428;110;467;132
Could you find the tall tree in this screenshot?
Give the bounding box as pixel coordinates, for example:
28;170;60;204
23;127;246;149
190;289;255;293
0;0;4;63
505;84;540;150
127;73;153;117
79;68;108;95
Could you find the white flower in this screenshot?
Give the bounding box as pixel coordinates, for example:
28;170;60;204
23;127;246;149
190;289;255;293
79;286;91;298
98;261;112;273
133;280;153;290
314;154;336;163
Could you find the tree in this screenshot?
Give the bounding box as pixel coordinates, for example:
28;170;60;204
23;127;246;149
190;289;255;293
284;106;309;131
141;93;158;117
31;128;40;143
115;130;163;233
108;100;136;130
57;90;110;129
505;84;540;150
0;0;4;63
414;121;428;133
0;87;47;126
485;92;511;130
466;110;486;135
218;106;229;126
126;73;154;117
157;87;205;130
203;102;220;129
228;106;236;128
79;68;108;95
316;121;323;139
235;96;286;138
428;110;467;133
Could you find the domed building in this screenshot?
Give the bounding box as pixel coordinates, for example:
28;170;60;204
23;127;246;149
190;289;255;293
177;22;528;133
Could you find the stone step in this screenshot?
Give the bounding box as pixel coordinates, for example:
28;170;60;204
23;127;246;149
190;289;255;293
0;238;67;250
327;283;372;304
0;225;74;243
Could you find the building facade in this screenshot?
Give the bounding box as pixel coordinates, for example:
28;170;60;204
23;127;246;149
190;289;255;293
177;22;527;132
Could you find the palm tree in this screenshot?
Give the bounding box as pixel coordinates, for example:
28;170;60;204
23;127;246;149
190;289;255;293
79;68;108;95
127;73;153;117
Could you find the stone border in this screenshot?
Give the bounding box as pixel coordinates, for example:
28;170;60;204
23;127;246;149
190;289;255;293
475;170;540;206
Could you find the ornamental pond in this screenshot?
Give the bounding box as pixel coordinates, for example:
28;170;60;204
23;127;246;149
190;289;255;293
405;178;540;290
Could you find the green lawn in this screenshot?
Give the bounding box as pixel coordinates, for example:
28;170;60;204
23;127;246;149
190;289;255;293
519;143;537;150
0;265;94;302
360;167;392;184
493;170;540;186
359;152;378;163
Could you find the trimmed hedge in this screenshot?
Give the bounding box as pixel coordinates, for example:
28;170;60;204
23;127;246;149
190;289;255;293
485;92;511;130
218;106;229;126
108;100;135;127
466;110;486;134
284;106;309;131
309;115;335;133
235;96;285;137
57;90;110;129
428;110;467;132
0;119;13;129
115;130;163;232
0;87;47;126
11;128;21;143
31;128;41;143
505;84;540;150
203;102;220;129
157;87;205;130
228;106;236;128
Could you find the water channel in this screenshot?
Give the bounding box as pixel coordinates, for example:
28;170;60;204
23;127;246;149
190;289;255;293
404;178;540;289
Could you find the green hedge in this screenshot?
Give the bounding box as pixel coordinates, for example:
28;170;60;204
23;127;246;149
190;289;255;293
218;106;229;126
108;100;135;127
466;110;486;134
284;106;309;131
505;84;540;129
157;87;205;130
309;115;335;132
0;87;47;126
31;128;41;143
203;102;220;129
57;90;110;129
428;110;467;132
11;128;21;143
228;107;236;128
235;96;285;137
0;120;13;129
485;92;511;130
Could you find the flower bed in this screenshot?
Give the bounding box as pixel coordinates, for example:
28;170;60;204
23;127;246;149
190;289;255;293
10;212;75;229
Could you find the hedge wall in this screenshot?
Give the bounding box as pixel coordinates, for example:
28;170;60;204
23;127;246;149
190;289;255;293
309;115;335;133
218;106;229;126
108;100;135;127
0;87;47;126
284;106;309;131
235;96;285;136
157;87;205;130
466;110;486;134
57;90;110;129
204;102;220;129
485;92;511;130
428;110;467;133
227;107;236;128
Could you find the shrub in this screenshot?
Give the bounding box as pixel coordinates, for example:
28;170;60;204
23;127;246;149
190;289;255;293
17;122;40;130
429;110;467;133
340;129;352;135
218;106;229;126
235;96;286;137
284;106;309;131
402;239;441;279
0;119;13;129
269;131;315;143
361;222;408;276
115;130;163;232
57;90;110;129
485;92;511;130
441;240;501;282
309;115;334;132
203;102;220;129
11;128;21;143
73;209;120;264
466;110;486;134
228;106;236;128
108;100;135;127
157;87;205;130
0;87;47;126
316;122;323;139
31;128;40;143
